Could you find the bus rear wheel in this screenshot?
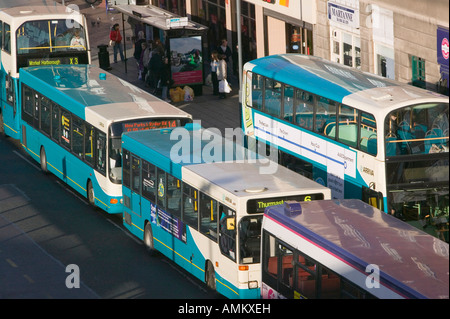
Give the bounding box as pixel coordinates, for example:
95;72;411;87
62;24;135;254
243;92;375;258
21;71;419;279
205;261;216;291
40;147;48;173
144;222;156;255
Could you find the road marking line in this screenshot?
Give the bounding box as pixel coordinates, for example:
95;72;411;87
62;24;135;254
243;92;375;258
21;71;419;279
13;151;40;171
23;274;35;284
6;258;18;268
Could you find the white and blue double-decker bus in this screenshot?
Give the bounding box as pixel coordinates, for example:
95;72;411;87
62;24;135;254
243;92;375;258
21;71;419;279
241;54;449;239
17;64;192;213
121;126;331;298
1;0;90;139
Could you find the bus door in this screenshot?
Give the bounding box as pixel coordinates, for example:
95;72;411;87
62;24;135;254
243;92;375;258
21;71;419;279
362;186;384;211
130;155;142;217
1;73;20;139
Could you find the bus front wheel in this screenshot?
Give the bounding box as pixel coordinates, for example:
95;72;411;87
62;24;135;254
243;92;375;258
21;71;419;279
87;180;96;207
205;261;216;291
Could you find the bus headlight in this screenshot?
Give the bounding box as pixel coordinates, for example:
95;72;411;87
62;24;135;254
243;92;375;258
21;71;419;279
248;281;258;289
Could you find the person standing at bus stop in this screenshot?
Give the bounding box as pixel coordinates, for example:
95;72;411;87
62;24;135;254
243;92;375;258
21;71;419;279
110;23;125;63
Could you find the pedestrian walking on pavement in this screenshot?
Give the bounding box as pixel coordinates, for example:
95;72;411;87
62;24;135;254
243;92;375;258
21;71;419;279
110;23;125;63
210;50;219;95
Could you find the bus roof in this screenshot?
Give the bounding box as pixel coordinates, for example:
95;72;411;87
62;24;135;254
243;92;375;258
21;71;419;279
19;65;191;122
122;128;330;198
264;199;449;299
246;54;447;113
0;3;67;16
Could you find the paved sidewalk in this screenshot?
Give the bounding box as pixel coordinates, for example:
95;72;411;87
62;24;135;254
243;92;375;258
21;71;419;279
75;0;241;135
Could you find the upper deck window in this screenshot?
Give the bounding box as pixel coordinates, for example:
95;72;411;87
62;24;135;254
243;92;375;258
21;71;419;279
385;103;449;156
17;20;87;54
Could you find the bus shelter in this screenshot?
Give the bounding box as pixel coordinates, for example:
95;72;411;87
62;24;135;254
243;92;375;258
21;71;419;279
113;4;208;95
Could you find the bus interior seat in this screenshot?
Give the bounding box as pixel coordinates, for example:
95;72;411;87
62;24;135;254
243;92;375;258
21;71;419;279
425;129;438;153
367;137;378;155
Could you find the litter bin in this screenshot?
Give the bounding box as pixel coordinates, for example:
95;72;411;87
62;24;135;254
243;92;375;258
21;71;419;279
98;44;111;71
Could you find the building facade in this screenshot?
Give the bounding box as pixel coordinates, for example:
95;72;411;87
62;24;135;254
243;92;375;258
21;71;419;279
140;0;448;94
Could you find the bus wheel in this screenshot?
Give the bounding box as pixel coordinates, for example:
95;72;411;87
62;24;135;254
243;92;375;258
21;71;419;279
87;181;96;207
144;222;156;255
40;147;48;173
205;261;216;291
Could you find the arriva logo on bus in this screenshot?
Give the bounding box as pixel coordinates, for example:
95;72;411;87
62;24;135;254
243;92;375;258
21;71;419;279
169;121;279;174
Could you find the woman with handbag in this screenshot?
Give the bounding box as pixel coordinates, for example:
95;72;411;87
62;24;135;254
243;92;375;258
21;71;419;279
110;24;125;63
217;54;229;99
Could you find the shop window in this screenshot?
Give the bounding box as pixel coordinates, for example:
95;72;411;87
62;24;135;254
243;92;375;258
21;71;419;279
411;56;426;88
375;43;394;79
331;30;360;69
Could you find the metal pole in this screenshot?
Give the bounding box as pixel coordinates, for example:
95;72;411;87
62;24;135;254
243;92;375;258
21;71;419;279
236;0;242;96
122;12;127;73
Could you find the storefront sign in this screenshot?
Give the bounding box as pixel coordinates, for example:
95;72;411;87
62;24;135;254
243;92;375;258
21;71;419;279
327;1;359;29
437;26;449;64
437;26;449;89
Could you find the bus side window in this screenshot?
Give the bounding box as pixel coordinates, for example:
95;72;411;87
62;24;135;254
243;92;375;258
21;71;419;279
251;73;263;110
0;21;3;48
294;90;314;131
84;124;94;166
315;97;336;135
40;96;51;136
131;156;141;194
72;116;85;158
199;193;218;240
51;103;60;143
167;174;181;219
95;130;106;175
219;206;236;261
141;159;156;203
3;23;10;53
156;168;166;209
283;85;294;122
61;109;71;149
122;149;131;189
22;85;34;125
337;104;358;148
182;183;198;230
33;91;39;128
295;253;316;299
